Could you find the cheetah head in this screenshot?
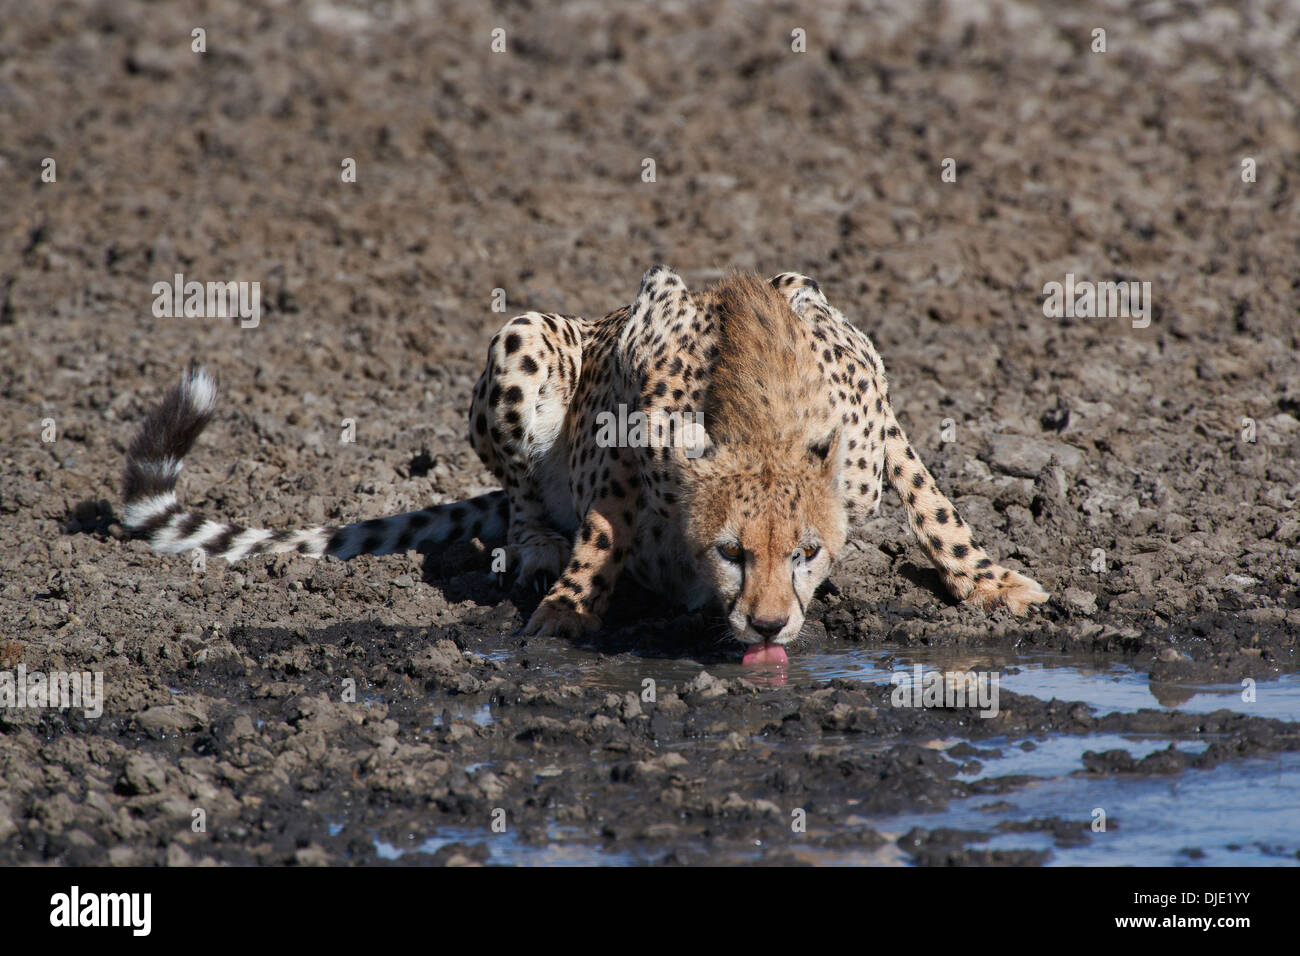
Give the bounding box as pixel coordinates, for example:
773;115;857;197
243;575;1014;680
681;427;847;663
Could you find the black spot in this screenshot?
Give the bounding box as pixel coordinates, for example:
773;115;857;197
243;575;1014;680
952;544;969;559
504;333;522;355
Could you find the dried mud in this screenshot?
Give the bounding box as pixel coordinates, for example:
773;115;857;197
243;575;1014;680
1;0;1298;865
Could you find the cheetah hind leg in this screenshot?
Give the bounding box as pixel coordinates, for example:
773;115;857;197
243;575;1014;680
879;409;1049;614
468;311;585;598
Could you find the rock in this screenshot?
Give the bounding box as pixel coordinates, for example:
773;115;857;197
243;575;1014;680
1062;587;1097;615
683;671;726;698
1220;574;1259;590
409;640;463;678
165;844;194;867
136;704;206;735
121;754;168;795
294;845;329;866
982;435;1085;477
474;771;507;801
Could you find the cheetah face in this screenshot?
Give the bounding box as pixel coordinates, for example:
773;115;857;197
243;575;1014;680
682;432;847;655
706;517;838;648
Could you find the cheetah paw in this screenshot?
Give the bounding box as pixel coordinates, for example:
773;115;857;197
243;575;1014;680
514;536;570;587
520;599;601;639
967;568;1049;615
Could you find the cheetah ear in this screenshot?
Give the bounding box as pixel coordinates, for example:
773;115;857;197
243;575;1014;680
806;426;842;477
770;273;832;317
631;264;691;316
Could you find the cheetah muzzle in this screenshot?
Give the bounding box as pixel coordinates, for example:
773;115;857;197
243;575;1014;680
121;266;1049;664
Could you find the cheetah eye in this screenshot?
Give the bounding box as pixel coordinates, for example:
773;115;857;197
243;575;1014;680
796;545;821;562
717;542;743;562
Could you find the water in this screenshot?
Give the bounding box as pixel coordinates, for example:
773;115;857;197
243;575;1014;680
409;640;1300;864
950;733;1209;781
871;752;1300;866
372;827;640;865
420;699;495;733
557;641;1300;721
312;640;1300;865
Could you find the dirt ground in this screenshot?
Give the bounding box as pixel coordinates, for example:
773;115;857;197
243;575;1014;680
1;0;1298;866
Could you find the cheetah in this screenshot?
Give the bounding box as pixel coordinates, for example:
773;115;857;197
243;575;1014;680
122;266;1048;664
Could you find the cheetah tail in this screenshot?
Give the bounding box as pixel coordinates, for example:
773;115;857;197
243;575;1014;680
121;365;508;563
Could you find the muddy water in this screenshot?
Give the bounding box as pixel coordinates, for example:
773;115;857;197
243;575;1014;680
552;641;1300;720
876;753;1300;867
439;641;1300;865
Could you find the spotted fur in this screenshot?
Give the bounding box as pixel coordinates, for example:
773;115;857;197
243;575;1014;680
122;267;1048;652
469;266;1047;646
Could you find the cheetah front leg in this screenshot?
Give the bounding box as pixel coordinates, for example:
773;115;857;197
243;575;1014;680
768;270;1048;614
521;451;639;638
877;406;1049;613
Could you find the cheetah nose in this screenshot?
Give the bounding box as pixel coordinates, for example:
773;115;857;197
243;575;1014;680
749;616;788;640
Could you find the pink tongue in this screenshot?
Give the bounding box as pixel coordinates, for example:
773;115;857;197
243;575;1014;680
742;642;789;667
